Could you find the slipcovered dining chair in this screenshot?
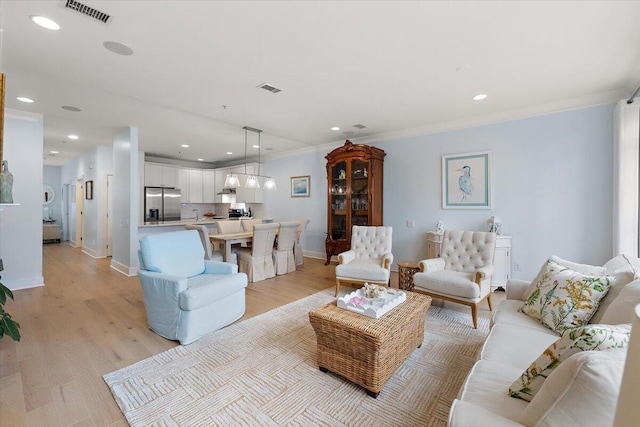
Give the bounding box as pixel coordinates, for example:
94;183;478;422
216;220;244;234
137;230;248;345
295;219;310;266
273;221;298;275
241;218;263;231
413;230;496;329
335;225;393;297
184;224;236;264
236;223;279;282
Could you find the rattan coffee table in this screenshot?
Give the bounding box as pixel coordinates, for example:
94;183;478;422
308;292;432;397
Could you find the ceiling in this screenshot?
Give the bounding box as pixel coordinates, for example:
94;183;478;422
2;1;640;167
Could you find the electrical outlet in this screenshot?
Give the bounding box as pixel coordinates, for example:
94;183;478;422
514;263;521;272
406;220;415;228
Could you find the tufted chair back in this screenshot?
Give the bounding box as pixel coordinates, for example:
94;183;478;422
441;230;496;273
351;225;393;260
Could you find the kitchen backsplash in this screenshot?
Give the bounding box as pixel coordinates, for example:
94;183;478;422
181;203;266;219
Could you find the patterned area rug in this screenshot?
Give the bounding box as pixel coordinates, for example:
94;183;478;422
104;289;490;426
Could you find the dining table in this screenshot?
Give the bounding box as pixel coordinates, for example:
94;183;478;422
209;228;300;263
208;231;253;262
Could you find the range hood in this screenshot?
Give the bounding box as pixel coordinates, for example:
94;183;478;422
216;188;236;195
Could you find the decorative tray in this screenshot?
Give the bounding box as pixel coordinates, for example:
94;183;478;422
337;288;406;319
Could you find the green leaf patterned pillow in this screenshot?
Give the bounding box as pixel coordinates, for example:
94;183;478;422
520;259;612;334
508;324;631;401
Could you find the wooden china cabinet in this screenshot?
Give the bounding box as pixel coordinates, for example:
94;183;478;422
325;140;386;264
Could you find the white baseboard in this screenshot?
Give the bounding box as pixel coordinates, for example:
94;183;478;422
3;276;45;291
110;259;138;276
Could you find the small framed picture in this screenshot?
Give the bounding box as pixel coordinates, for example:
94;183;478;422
85;180;94;200
290;175;310;197
442;151;491;209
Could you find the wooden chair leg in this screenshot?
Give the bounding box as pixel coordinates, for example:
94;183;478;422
487;293;493;311
471;304;478;329
335;279;340;297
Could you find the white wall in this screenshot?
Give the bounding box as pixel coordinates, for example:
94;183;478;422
111;127;140;275
2;110;44;290
264;104;615;279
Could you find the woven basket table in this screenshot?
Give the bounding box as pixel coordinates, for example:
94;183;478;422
308;292;432;397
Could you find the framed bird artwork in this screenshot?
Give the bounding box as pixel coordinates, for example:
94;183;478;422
442;151;492;209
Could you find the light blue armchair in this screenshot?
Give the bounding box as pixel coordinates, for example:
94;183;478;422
138;230;248;345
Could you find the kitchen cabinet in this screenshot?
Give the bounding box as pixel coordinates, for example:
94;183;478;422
426;231;512;291
178;169;189;203
188;169;203;203
202;170;216;203
325;140;385;264
145;163;178;188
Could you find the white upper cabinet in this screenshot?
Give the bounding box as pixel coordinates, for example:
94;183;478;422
188;170;203;203
178;168;189;202
145;163;179;188
202;170;216;203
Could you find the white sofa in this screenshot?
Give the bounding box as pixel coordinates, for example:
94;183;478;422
449;255;639;427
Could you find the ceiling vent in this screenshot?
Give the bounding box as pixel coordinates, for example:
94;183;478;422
62;0;111;24
257;82;282;94
353;124;367;129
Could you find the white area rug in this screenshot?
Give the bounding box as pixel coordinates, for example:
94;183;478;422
104;289;490;426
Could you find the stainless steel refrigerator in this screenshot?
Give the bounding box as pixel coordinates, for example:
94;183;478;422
144;187;182;222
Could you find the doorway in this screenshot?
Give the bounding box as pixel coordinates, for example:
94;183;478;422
75;179;83;248
106;174;113;256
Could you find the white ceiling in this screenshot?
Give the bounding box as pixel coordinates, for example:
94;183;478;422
2;1;640;166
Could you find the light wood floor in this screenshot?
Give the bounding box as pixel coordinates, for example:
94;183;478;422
0;243;503;426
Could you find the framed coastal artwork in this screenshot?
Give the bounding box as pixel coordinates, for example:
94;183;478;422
442;151;491;209
291;175;310;197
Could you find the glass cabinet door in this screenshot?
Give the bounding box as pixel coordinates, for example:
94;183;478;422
330;161;348;240
351;159;369;226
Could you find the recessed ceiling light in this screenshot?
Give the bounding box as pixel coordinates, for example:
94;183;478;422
17;96;35;103
252;145;260;149
30;15;60;30
181;144;189;148
103;41;134;56
226;152;233;155
473;94;488;101
61;105;82;112
50;150;59;154
197;158;204;161
331;127;340;131
68;134;79;140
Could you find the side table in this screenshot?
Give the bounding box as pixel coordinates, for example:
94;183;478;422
398;261;420;291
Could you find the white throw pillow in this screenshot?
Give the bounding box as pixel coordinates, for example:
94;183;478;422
520;259;613;334
600;279;640;324
517;350;627;427
591;258;638;324
523;256;606;300
508;324;631;401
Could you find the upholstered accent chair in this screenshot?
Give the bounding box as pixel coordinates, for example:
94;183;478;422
335;225;393;297
273;221;298;275
137;230;248;345
295;219;310;266
184;224;237;264
236;223;279;282
413;230;496;328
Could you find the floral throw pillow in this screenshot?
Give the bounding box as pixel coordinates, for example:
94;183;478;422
520;259;612;334
508;324;631;401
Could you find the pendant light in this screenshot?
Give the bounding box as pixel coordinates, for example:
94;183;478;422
224;126;276;190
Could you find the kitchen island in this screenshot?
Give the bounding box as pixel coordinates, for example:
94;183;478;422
138;218;226;239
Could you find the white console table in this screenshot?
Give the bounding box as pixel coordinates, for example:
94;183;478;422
426;231;512;291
